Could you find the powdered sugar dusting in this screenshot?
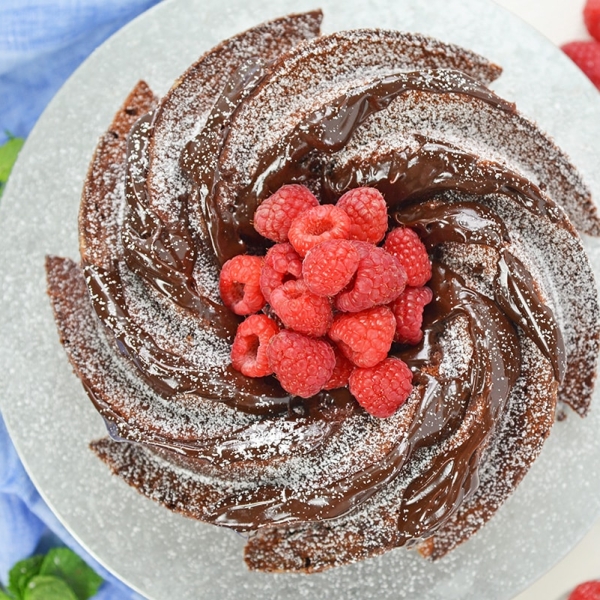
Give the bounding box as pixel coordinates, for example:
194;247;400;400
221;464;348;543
333;87;597;234
119;265;230;373
439;315;473;380
220;30;500;198
482;193;600;414
192;246;221;303
146;11;323;224
429;337;556;557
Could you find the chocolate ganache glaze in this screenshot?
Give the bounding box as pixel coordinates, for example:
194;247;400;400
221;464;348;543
46;12;600;573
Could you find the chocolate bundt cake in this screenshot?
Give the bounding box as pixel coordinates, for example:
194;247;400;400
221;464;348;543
45;10;600;572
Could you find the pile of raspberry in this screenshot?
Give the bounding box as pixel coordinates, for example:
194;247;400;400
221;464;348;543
219;184;433;419
561;0;600;90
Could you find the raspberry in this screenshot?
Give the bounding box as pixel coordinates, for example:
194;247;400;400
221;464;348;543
253;184;319;242
569;581;600;600
585;0;600;42
231;314;279;377
324;345;355;390
383;227;432;287
269;279;333;337
267;330;335;398
329;306;396;368
335;242;407;313
260;243;303;303
561;41;600;89
349;358;413;418
288;204;352;257
336;187;388;243
303;239;360;297
219;254;265;315
390;286;433;345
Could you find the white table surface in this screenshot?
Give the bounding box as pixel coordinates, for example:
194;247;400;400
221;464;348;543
493;4;600;600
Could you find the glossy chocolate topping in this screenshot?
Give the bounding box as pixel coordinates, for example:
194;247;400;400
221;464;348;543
184;68;520;263
75;61;571;537
83;114;293;414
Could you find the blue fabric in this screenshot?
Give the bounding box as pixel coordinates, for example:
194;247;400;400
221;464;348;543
0;1;163;596
0;0;162;145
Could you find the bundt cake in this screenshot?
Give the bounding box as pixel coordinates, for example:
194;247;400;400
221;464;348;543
45;10;600;572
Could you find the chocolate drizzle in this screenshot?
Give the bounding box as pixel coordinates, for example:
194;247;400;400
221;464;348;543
122;114;233;326
396;200;566;382
81;61;570;538
180;58;268;233
182;69;518;263
182;67;566;265
83;115;293;415
396;265;520;540
160;263;522;534
323;138;566;225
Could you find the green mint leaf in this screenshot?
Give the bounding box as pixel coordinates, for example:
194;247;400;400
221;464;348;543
0;136;24;184
0;591;15;600
22;576;78;600
8;555;44;599
39;548;103;600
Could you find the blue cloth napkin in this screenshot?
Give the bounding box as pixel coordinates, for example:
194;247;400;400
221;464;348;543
0;1;163;596
0;0;161;145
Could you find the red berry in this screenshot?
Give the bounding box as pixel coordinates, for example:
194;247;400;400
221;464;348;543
303;239;360;297
260;243;303;303
269;279;333;337
336;187;388;243
390;286;433;345
349;358;413;418
231;314;280;377
569;581;600;600
288;204;352;257
383;227;432;287
324;345;355;390
219;254;265;315
562;40;600;89
335;242;407;313
253;184;319;242
267;330;335;398
329;306;396;368
585;0;600;42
